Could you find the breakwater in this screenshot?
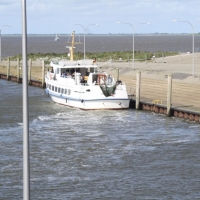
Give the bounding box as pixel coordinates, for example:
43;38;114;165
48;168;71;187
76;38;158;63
0;59;199;123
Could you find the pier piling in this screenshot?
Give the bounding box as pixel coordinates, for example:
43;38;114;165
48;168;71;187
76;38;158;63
42;60;45;88
7;57;10;81
116;68;119;81
17;58;20;83
28;59;32;85
167;74;172;117
136;71;141;110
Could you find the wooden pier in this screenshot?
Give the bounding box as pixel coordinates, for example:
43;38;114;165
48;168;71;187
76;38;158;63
0;58;47;88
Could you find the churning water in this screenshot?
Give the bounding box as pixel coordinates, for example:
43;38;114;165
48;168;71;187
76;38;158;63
0;79;200;199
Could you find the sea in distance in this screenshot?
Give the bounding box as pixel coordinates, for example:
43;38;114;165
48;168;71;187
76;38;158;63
1;34;200;58
1;35;200;199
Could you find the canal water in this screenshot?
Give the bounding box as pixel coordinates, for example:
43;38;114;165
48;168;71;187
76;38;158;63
0;79;200;199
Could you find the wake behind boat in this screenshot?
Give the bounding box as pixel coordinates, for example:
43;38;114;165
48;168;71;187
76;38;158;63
45;31;130;110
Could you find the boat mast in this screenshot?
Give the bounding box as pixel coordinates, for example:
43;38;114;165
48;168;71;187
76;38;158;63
66;31;81;61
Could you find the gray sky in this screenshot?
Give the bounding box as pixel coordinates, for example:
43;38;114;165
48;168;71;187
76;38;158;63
1;0;200;34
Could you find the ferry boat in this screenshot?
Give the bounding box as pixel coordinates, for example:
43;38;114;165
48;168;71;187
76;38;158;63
45;32;130;110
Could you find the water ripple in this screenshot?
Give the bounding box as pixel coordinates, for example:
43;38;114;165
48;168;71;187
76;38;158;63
1;80;200;199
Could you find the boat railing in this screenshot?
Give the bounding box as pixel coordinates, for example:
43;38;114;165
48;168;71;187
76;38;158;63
79;82;116;87
46;72;55;80
60;75;74;79
80;83;89;86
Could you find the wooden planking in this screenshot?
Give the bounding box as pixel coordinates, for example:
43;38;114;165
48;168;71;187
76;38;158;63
118;75;200;108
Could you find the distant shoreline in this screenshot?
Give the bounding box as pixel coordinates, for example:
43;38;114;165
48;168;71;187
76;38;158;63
2;33;200;36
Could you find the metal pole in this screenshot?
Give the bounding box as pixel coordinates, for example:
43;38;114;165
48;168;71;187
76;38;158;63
132;28;134;69
84;27;85;60
0;25;10;62
193;21;200;75
0;29;1;62
85;24;98;60
117;22;150;69
71;23;98;60
22;0;30;199
192;27;194;76
173;20;200;76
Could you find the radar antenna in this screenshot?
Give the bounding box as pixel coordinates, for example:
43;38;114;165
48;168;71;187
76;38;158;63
66;31;82;61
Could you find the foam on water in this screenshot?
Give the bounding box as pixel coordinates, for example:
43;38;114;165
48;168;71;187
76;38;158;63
1;80;200;199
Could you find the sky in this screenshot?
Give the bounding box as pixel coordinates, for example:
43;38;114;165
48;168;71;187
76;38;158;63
1;0;200;35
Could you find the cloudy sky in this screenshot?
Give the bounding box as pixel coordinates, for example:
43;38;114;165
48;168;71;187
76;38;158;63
1;0;200;34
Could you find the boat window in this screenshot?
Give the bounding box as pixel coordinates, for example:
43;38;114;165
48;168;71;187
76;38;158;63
61;88;64;94
58;87;60;93
56;68;59;74
68;89;71;95
48;84;51;90
65;89;68;94
55;86;57;92
92;74;98;83
52;85;54;91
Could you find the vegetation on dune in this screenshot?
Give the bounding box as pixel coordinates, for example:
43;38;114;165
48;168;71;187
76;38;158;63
8;51;178;64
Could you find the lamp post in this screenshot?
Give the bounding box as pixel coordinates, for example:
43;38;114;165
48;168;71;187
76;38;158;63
0;25;10;61
117;22;150;69
22;0;30;199
71;23;98;59
173;20;200;76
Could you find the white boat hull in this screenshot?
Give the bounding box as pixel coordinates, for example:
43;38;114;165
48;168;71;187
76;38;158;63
45;59;130;110
48;92;129;110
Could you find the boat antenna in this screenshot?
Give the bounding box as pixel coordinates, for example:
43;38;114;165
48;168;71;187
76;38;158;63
66;30;82;61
